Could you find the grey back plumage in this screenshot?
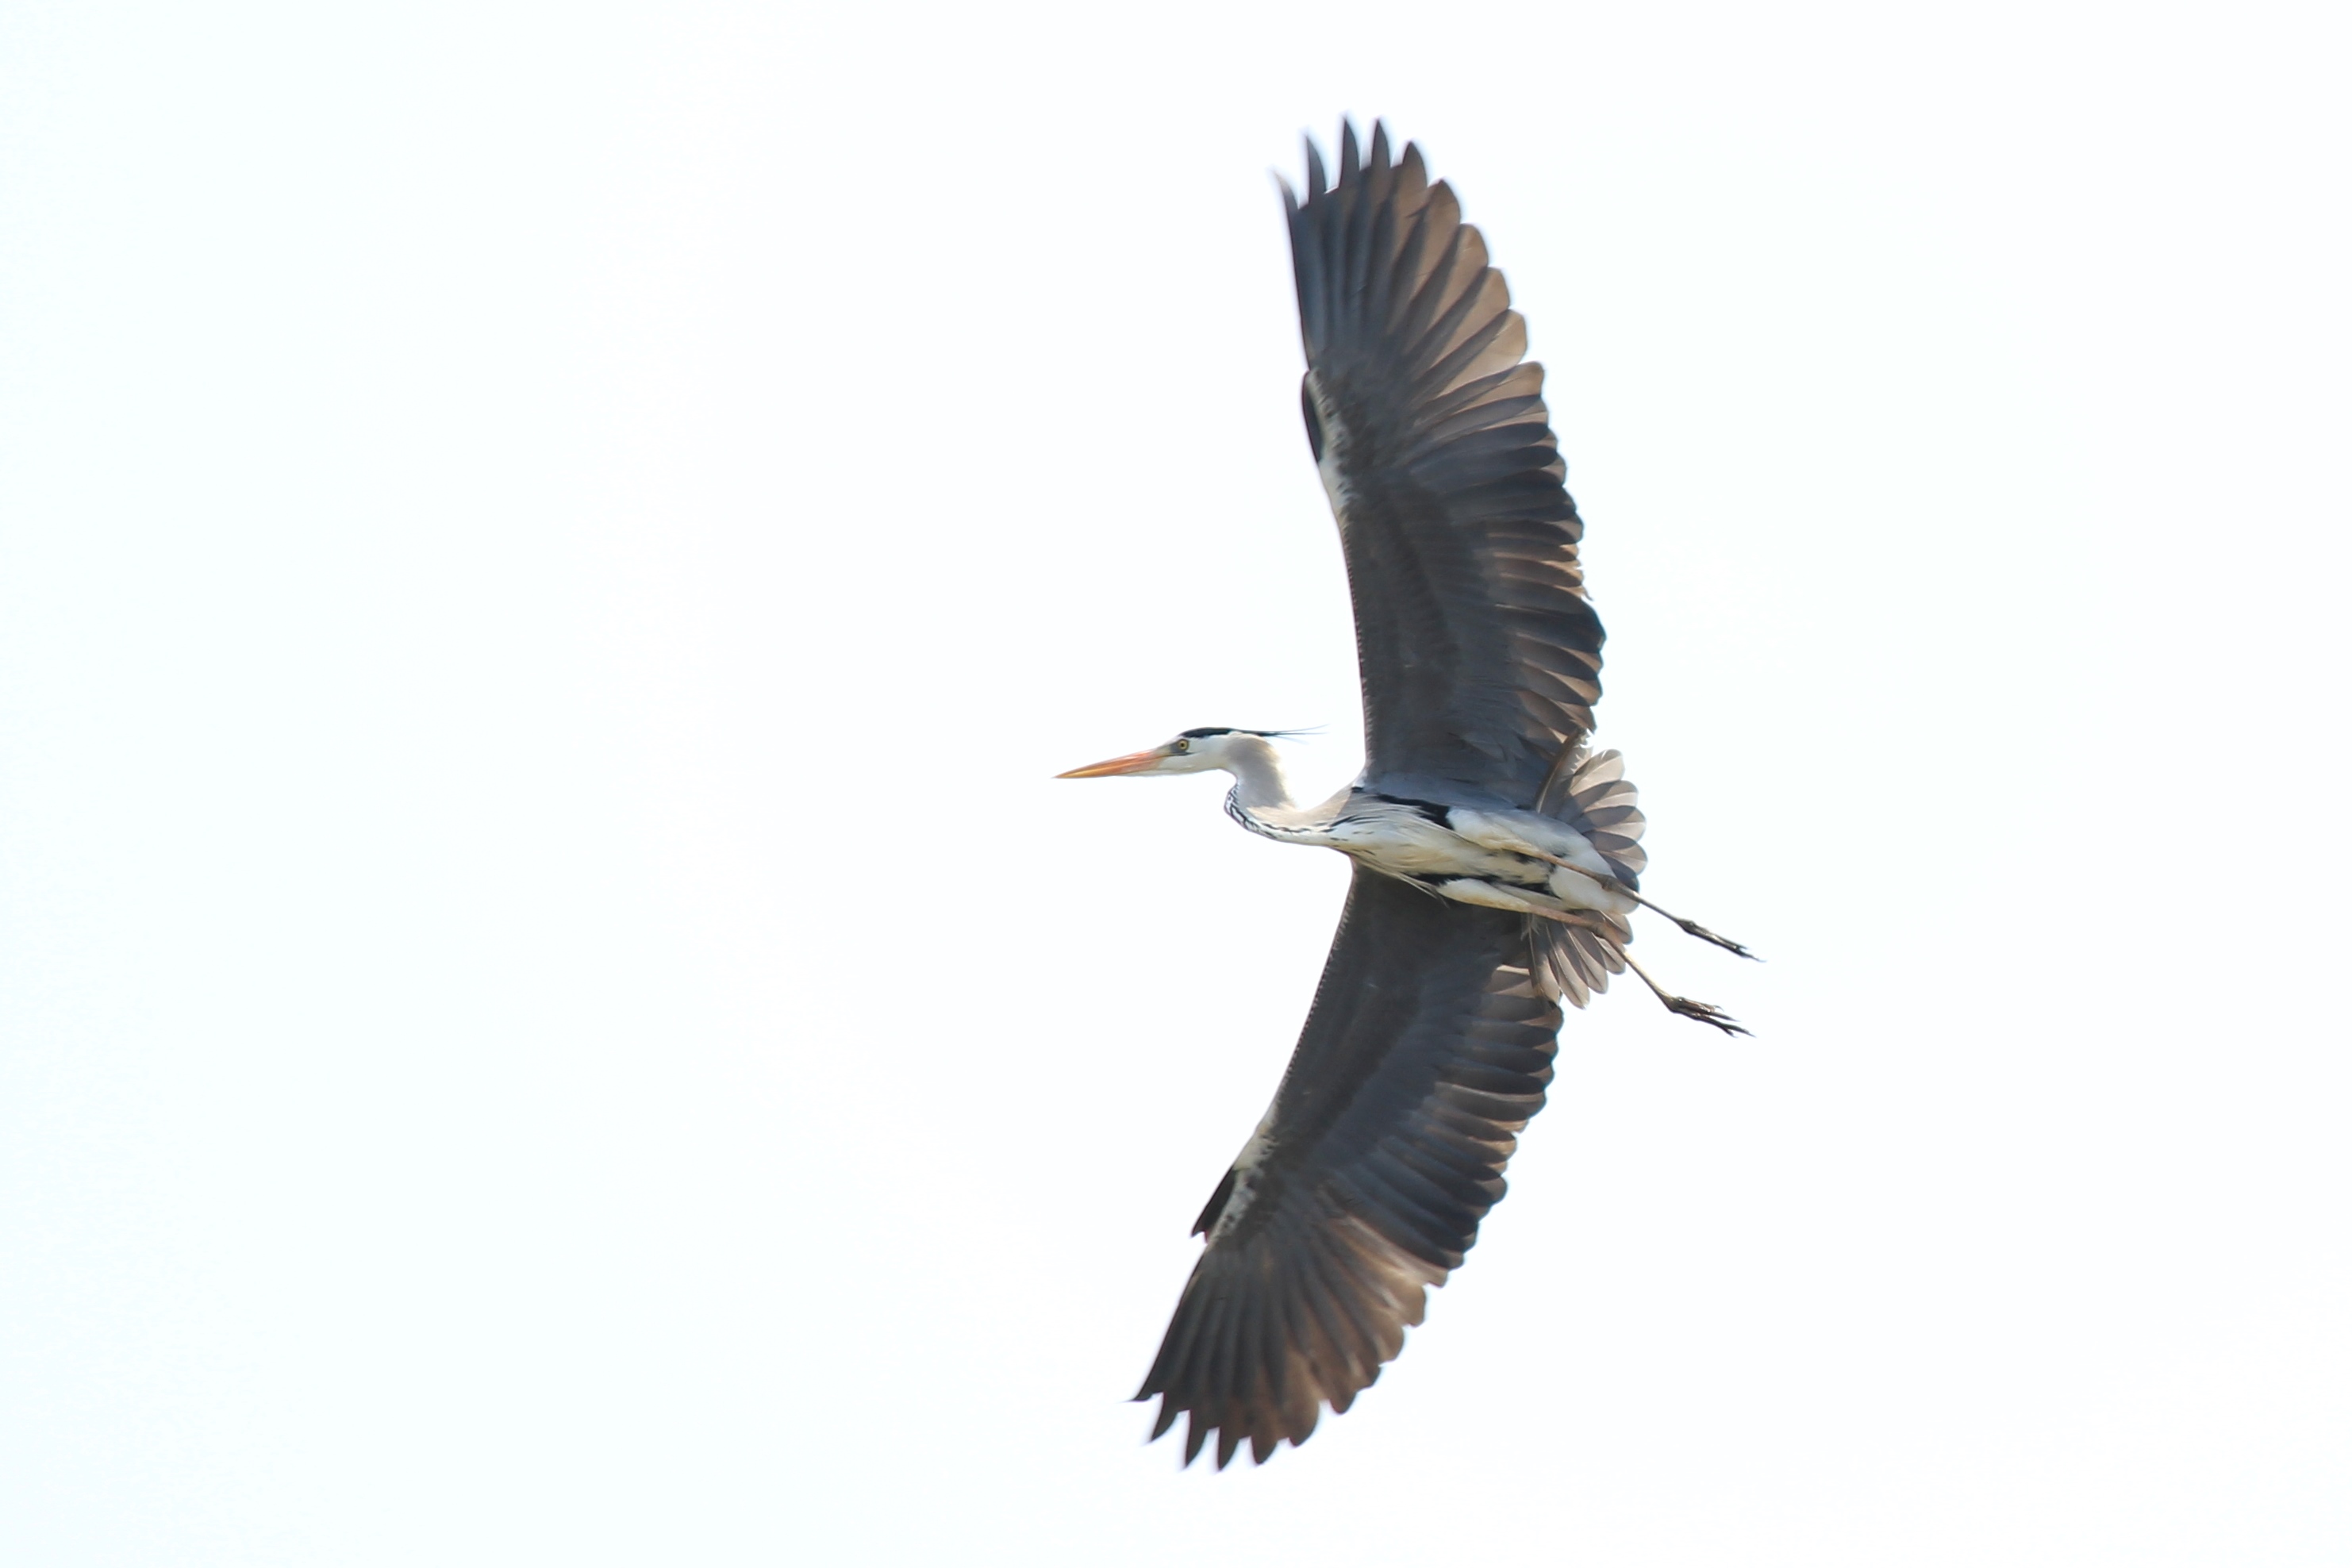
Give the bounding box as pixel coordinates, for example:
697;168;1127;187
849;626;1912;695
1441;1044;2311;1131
1285;121;1603;809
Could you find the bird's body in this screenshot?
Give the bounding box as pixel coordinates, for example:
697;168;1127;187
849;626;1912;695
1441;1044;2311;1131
1193;732;1638;917
1058;123;1747;1469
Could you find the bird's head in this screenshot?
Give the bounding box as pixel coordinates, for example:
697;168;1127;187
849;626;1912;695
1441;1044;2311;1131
1055;728;1286;779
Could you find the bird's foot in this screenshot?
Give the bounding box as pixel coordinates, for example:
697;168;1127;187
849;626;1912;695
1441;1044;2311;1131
1674;917;1758;961
1662;993;1751;1036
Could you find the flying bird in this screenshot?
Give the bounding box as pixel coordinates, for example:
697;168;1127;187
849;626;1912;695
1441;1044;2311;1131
1059;122;1752;1469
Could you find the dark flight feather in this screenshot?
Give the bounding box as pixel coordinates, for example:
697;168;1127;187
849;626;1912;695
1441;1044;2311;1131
1136;867;1560;1466
1286;121;1604;808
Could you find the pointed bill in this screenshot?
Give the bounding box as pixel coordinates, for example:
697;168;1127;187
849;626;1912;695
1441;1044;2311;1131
1055;749;1166;778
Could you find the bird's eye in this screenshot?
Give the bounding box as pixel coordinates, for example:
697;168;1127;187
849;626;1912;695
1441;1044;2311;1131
1174;739;1191;753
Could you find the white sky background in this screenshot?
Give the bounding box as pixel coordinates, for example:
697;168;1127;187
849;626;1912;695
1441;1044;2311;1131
2;1;2348;1562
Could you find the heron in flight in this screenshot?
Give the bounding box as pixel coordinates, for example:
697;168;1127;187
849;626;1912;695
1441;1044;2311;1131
1059;123;1753;1469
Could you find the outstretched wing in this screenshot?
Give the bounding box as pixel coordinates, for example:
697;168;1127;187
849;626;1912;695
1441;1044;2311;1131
1135;867;1562;1467
1286;121;1604;809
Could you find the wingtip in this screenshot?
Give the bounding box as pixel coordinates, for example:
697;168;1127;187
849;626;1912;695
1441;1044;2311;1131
1397;139;1428;195
1301;119;1409;201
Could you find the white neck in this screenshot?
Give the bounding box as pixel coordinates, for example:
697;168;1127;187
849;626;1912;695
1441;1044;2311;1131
1220;734;1295;813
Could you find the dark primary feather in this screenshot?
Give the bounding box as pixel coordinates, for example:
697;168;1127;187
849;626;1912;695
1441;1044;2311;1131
1283;121;1604;809
1136;867;1561;1466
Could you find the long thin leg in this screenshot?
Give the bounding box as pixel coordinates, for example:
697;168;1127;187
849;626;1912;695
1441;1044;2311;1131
1620;951;1750;1037
1636;900;1754;961
1521;903;1750;1036
1518;850;1756;959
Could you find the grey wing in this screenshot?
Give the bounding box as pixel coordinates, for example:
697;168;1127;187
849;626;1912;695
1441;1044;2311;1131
1134;867;1562;1467
1286;121;1603;809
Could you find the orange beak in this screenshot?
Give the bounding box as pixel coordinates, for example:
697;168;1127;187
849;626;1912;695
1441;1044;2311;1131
1055;748;1167;778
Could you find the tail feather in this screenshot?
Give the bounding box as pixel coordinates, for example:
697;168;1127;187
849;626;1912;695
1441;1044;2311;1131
1538;746;1646;886
1529;913;1631;1009
1528;747;1646;1005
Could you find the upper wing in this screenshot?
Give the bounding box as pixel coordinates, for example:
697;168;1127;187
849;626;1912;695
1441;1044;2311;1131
1286;121;1604;809
1134;867;1562;1467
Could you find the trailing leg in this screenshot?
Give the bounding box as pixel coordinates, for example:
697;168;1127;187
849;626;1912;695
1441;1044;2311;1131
1620;951;1749;1036
1635;897;1754;960
1535;853;1754;959
1443;806;1754;959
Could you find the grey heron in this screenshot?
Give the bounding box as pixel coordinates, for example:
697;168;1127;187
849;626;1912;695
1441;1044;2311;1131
1059;122;1752;1469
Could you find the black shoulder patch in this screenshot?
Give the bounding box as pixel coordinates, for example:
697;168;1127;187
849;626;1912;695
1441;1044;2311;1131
1191;1166;1241;1237
1370;792;1453;824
